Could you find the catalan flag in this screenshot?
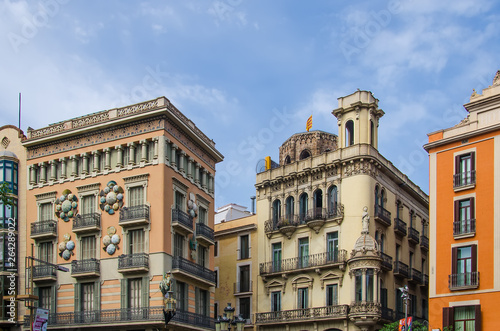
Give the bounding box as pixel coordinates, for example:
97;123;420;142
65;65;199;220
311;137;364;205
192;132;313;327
306;115;313;132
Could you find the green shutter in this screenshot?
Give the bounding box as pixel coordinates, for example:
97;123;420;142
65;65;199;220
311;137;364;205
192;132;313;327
94;281;101;311
141;276;149;308
51;286;57;314
120;279;128;309
74;283;80;312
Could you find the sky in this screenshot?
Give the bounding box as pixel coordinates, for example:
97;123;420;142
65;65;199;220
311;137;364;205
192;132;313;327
1;0;499;211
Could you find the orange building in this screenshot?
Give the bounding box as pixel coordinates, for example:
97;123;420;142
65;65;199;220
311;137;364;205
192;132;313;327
22;97;223;330
425;71;500;330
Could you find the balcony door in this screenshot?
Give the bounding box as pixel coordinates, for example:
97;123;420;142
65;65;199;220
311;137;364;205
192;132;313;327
298;238;309;268
239;265;250;292
299;194;308;223
327;232;338;262
128;229;144;254
298;287;308;309
272;243;282;272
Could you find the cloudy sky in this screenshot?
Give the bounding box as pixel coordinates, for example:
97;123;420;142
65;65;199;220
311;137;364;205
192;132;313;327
1;0;499;210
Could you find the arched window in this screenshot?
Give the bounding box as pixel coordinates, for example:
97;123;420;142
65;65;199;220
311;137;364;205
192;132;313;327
380;189;385;208
284;155;291;164
375;186;379;209
345;120;354;147
313;189;323;219
299;150;311;160
285;196;294;221
272;199;281;225
299;193;308;223
328;186;338;216
380;234;385;253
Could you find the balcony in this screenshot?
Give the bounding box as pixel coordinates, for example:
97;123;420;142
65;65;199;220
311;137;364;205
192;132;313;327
195;223;214;246
423;274;429;287
374;205;391;227
453;170;476;191
255;305;349;325
259;250;347;278
349;301;381;324
393;261;409;278
23;307;214;329
172;209;193;235
33;265;57;282
420;235;429;251
409;268;422;284
408;227;420;244
453;219;476;239
381;306;394;322
380;252;393;271
73;213;101;233
394;218;407;237
71;259;100;278
30;220;57;240
118;253;149;273
234;281;253;295
449;272;479;290
305;208;327;233
327;204;344;223
171;256;215;286
119;205;150;227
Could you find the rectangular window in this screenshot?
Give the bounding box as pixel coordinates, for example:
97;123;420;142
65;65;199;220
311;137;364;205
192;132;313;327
298;237;309;268
196;288;209;316
454;198;475;235
128;230;144;254
176;281;188;311
81;236;96;260
175;191;185;211
239;297;251;320
129;186;144;207
381;288;388;308
148;141;155;161
240;234;249;259
271;291;281;312
99;152;105;171
81;195;95;215
39;242;53;263
214;270;218;288
272;242;282;273
128;278;142;308
366;269;374;302
239;265;250;293
355;270;362;302
214;241;218;257
327;232;338;262
326;284;338;306
39;287;51;310
81;283;94;312
409;294;417;316
123;147;130;166
455;152;475;187
297;287;308;309
174;233;184;257
39;203;52;221
198;206;208;225
454;306;477;331
451;245;478;288
198;245;207;267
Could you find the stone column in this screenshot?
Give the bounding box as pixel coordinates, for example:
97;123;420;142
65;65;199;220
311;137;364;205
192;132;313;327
171;144;178;169
202;169;208;190
164;138;171;165
194;163;201;185
29;165;37;185
39;162;47;183
187;157;194;179
153;137;159;160
92;151;100;172
179;151;186;174
208;173;214;194
361;269;367;301
81;153;89;175
373;270;379;302
49;160;57;181
128;142;136;165
116;145;123;167
60;157;67;179
140;140;148;162
104;148;111;170
70;156;78;177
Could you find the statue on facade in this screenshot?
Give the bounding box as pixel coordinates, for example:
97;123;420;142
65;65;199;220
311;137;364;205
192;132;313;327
362;206;369;234
160;272;172;296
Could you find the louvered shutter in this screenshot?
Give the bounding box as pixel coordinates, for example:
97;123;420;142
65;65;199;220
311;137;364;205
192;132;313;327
451;247;458;275
142;276;149;308
471;244;478;273
74;283;80;313
51;286;57;315
120;279;128;308
443;306;454;328
94;281;101;311
475;305;481;331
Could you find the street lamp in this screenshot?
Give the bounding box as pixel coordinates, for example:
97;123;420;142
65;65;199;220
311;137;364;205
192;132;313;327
215;303;246;331
160;272;176;326
399;285;410;330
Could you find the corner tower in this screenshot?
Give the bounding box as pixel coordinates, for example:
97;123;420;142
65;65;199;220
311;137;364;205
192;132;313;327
332;90;384;149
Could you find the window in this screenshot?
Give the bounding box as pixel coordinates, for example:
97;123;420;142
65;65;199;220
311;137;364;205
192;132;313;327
327;232;338;262
396;288;404;316
454;152;476;187
313;189;322;218
345;120;354;146
370;120;375;146
214;241;218;257
214;269;218;288
355;270;362;302
0;199;17;230
239;297;251;320
297;287;308;309
272;242;282;272
39;202;52;221
271;291;281;312
81;283;94;312
409;294;417;317
81;195;95;215
147;140;154;161
81;236;96;260
174;191;185;211
38;242;53;263
122;147;130;166
326;284;338;306
198;206;208;225
129;186;144;207
239;265;250;292
284;155;291;164
239;234;249;259
299;150;311;160
299;193;308;223
298;237;309;268
214;302;218;319
454;198;475;236
196;288;209;316
422;299;428;319
128;229;144;254
0;160;18;194
38;287;52;310
174;233;184;257
443;305;481;331
451;245;478;288
176;281;188;311
198;245;207;267
327;186;338;216
380;287;388;308
272;199;281;225
128;278;142;308
285;196;294;220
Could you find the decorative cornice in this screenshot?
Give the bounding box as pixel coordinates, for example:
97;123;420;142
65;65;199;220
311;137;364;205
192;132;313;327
123;173;150;184
34;191;57;201
172;177;189;191
76;183;101;193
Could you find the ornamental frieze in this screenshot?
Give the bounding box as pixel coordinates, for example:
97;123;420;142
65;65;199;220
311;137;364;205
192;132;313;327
342;158;379;178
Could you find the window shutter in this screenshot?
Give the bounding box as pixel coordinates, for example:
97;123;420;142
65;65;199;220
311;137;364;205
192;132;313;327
74;283;80;313
94;281;101;311
442;306;454;328
455;155;460;174
142;276;149;308
471;152;476;171
475;304;481;331
470;197;475;221
120;279;128;309
454;200;460;222
471;244;478;273
51;286;57;314
195;287;199;314
451;247;458;275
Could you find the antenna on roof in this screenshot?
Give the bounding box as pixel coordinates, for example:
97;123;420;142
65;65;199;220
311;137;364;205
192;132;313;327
18;93;21;130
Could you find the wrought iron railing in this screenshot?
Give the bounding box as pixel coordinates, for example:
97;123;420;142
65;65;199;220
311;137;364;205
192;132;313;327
255;305;349;324
380;252;393;271
31;220;57;237
33;265;57;279
394;218;407;236
420;235;429;250
423;274;429;286
381;306;394;321
453;219;476;236
234;281;253;293
259;250;347;275
172;209;193;230
453;170;476;188
23;308;214;328
172;256;215;284
327;204;344;219
71;259;100;275
449;272;479;290
393;261;409;278
410;268;422;284
408;227;420;244
118;253;149;270
119;205;150;223
374;205;391;226
196;223;214;242
73;213;101;230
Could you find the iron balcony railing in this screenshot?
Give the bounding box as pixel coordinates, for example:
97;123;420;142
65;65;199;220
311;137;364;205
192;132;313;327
234;281;253;293
265;206;344;234
71;259;100;275
453;219;476;236
394;261;409;278
30;220;57;237
420;235;429;250
449;272;480;290
259;250;347;275
423;274;429;286
172;256;215;284
23;308;214;328
118;253;149;270
73;213;101;230
410;268;422;284
394;218;407;236
453;170;476;188
255;305;349;324
374;205;391;226
380;252;393;271
172;209;193;230
119;205;150;223
327;204;344;219
33;265;57;279
196;223;214;242
381;306;394;321
408;227;420;244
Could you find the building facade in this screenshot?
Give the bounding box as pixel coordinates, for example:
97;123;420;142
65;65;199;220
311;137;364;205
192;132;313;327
425;71;500;330
22;97;223;330
254;90;429;331
214;212;257;330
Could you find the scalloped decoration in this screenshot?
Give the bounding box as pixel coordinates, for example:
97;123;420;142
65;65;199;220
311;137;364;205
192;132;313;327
59;233;75;261
55;190;78;222
103;226;120;255
99;181;124;215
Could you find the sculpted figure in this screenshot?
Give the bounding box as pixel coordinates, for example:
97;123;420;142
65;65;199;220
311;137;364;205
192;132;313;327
362;206;369;233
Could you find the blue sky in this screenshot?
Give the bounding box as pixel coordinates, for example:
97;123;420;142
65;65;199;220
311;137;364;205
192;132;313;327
1;0;499;210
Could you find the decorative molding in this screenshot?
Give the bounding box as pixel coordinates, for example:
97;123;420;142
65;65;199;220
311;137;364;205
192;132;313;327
172;177;189;191
76;182;101;193
123;173;150;184
35;191;57;201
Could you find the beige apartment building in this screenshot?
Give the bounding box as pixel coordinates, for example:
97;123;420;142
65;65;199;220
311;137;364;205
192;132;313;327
21;97;223;330
254;90;429;331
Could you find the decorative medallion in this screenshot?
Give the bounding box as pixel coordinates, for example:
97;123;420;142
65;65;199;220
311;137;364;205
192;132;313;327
55;189;78;222
59;233;75;261
103;226;120;255
99;181;124;215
